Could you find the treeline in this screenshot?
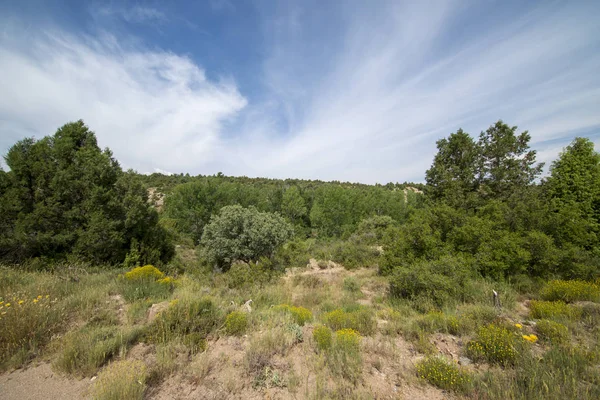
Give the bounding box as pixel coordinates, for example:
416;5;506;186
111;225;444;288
1;118;599;284
155;175;424;243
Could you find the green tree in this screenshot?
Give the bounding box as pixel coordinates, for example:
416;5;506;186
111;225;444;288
477;121;543;199
425;129;478;206
281;186;307;224
544;137;600;224
200;205;293;271
0;120;173;265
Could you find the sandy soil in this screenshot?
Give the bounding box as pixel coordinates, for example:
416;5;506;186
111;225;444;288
0;363;90;400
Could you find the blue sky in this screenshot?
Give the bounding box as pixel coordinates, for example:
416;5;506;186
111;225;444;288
1;0;599;184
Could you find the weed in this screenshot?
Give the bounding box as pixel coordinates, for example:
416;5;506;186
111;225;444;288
416;311;460;335
328;329;362;383
224;311;248;336
322;307;375;335
343;277;361;293
54;326;142;376
90;360;147;400
529;300;580;321
416;356;472;393
466;324;523;366
535;319;569;344
540;280;600;303
273;304;313;326
313;325;333;351
244;327;295;374
124;265;164;281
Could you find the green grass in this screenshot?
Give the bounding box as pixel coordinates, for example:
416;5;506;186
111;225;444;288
416;356;472;393
90;360;147;400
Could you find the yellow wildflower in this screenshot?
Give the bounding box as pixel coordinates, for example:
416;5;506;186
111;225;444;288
6;303;11;307
515;323;522;329
33;299;39;304
46;295;50;298
522;334;538;343
0;301;4;305
37;295;42;299
18;300;24;305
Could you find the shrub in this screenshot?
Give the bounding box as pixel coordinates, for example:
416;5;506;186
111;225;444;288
329;329;362;382
200;205;293;271
466;324;522;365
529;300;580;320
416;356;472;393
388;256;473;308
91;360;147;400
244;328;295;374
124;265;164;281
0;292;64;368
222;261;275;289
343;277;361;293
225;311;248;336
149;298;222;344
416;311;460;335
540;280;600;303
292;275;323;289
322;307;375;335
54;326;142;376
535;319;569;344
273;304;312;326
313;325;333;351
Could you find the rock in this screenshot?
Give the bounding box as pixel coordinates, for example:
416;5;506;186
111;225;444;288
458;356;472;366
90;376;97;382
147;301;170;323
307;258;319;270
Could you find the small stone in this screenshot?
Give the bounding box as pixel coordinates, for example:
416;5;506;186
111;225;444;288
90;376;97;382
458;356;472;366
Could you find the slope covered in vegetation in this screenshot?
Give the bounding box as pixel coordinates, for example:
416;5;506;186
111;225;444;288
1;119;599;400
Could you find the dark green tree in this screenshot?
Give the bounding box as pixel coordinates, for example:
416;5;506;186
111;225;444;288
477;121;543;199
425;129;478;206
0;120;173;266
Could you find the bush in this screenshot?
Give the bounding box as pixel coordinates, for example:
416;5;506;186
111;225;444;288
273;304;312;326
416;312;461;335
388;256;474;308
466;324;522;365
54;326;142;376
540;280;600;303
313;325;333;351
149;298;222;344
222;260;276;289
535;319;569;344
0;292;64;368
91;360;147;400
124;265;164;281
322;307;376;335
225;311;248;336
343;277;361;293
329;329;362;382
529;300;580;320
416;356;472;393
200;205;293;271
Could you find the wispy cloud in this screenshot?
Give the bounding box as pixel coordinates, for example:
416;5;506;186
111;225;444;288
0;23;247;175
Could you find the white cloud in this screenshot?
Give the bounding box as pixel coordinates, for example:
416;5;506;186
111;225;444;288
223;1;600;183
0;24;247;175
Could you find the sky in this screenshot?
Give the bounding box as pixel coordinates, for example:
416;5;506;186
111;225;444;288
0;0;599;184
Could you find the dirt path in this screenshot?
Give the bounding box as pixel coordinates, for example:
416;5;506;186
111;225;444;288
0;363;89;400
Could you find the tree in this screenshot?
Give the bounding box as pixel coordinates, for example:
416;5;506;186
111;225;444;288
0;120;173;265
281;186;307;224
477;121;543;199
200;205;293;271
544;137;600;223
425;129;478;206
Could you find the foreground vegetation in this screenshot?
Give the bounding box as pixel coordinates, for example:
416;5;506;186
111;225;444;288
1;119;600;399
